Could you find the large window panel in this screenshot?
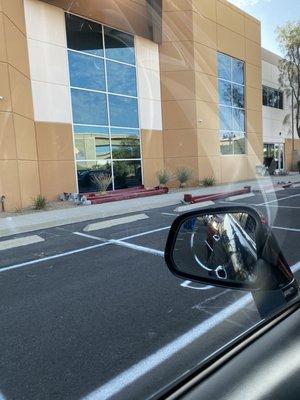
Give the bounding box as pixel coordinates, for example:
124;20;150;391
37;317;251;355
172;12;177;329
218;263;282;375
232;109;245;131
68;51;105;91
220;131;234;155
67;14;141;192
232;59;244;85
109;95;139;128
220;106;232;130
219;80;232;106
113;160;142;189
76;160;112;192
233;133;246;154
218;52;245;155
74;125;110;161
71;89;108;125
218;53;231;81
65;14;103;57
232;84;244;108
104;27;135;65
106;60;137;96
111;128;140;159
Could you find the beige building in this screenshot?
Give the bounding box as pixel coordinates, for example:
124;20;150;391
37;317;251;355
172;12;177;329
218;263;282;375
0;0;264;211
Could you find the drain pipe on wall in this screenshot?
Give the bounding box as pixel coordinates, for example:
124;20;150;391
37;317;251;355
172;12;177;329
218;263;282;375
1;195;6;212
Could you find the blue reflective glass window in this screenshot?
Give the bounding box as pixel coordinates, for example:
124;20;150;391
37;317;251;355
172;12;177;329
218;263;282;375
219;80;231;106
104;27;135;64
220;106;232;130
74;125;110;161
71;89;108;125
111;128;140;159
65;14;103;57
76;161;112;192
218;53;231;80
232;59;244;85
232;84;244;108
68;51;105;91
232;109;245;131
109;95;139;128
220;131;234;155
106;60;137;96
113;160;142;189
233;133;245;154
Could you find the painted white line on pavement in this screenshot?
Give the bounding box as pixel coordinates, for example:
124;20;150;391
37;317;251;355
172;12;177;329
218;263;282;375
257;193;300;206
293;183;300;188
0;235;44;251
0;242;110;273
82;293;251;400
83;262;300;400
119;226;170;241
226;193;254;201
272;226;300;233
181;280;213;290
175;201;215;213
110;240;164;257
264;188;284;193
162;212;178;216
73;232;107;242
84;213;149;232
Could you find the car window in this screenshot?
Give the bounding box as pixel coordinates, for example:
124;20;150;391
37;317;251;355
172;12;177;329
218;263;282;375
0;1;299;400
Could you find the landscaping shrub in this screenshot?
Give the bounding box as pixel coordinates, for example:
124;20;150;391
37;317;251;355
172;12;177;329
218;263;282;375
91;173;112;194
34;195;47;210
156;169;172;187
176;167;192;188
201;177;216;187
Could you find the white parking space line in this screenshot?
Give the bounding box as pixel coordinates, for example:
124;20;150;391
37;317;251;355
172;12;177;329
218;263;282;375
119;226;170;241
161;212;178;216
226;193;255;201
83;262;300;400
84;213;149;232
272;226;300;233
175;201;215;212
0;242;110;273
110;240;164;257
0;235;44;251
73;232;107;242
264;188;284;193
257;193;300;206
82;293;252;400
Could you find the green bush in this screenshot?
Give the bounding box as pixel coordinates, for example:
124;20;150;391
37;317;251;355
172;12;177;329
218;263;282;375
34;195;47;210
176;167;192;188
201;177;216;187
91;173;112;194
156;169;172;187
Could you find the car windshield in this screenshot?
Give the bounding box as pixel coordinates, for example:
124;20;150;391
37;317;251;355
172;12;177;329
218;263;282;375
0;0;299;399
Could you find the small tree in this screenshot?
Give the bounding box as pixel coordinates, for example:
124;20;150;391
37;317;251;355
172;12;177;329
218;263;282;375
91;173;112;195
156;169;172;188
176;167;192;188
277;22;300;139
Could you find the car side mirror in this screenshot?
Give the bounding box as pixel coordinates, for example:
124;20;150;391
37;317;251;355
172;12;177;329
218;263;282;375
165;206;299;317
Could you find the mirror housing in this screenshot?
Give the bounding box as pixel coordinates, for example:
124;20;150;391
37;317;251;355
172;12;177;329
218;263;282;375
165;205;296;293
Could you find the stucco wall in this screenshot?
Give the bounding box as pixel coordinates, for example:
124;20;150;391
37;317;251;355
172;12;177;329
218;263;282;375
159;0;263;185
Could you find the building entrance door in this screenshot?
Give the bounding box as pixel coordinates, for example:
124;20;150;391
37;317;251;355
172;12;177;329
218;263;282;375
263;143;285;172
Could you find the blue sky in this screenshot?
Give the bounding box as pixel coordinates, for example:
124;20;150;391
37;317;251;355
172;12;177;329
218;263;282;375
227;0;300;55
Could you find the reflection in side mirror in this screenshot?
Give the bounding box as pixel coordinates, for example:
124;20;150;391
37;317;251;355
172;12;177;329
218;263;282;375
165;206;297;292
173;212;258;287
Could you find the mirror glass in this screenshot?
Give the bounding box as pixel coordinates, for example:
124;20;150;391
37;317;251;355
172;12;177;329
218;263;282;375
173;212;258;285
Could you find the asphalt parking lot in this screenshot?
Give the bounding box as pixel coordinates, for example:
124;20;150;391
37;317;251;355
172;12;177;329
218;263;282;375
0;187;300;400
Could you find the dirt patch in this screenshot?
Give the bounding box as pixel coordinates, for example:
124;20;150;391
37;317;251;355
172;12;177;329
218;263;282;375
0;201;78;219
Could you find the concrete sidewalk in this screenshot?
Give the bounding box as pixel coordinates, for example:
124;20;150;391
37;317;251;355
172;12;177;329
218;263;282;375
1;174;299;238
